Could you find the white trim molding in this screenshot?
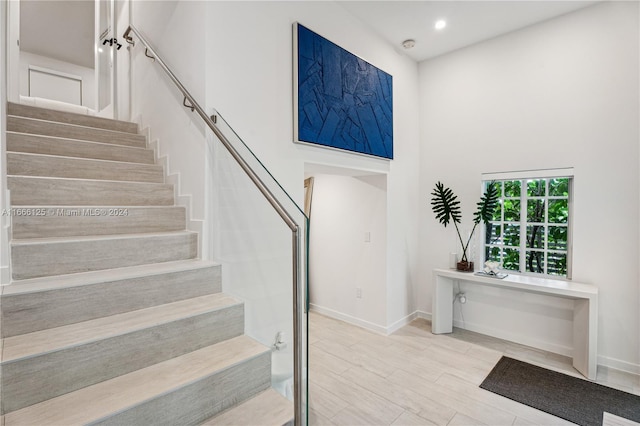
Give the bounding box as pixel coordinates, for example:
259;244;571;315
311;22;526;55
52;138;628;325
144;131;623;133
309;304;387;335
482;167;575;181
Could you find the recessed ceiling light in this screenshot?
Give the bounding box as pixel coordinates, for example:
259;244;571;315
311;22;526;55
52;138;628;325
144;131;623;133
402;39;416;49
435;19;447;30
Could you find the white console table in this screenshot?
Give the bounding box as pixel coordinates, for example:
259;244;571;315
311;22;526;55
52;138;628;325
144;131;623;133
432;268;598;380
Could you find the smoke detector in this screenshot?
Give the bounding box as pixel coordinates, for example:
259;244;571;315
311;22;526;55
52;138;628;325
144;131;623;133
402;39;416;49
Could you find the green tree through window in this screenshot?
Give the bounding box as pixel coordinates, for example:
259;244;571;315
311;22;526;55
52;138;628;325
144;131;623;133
484;177;571;278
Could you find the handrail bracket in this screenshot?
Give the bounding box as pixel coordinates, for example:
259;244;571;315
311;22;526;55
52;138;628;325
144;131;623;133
183;97;195;112
144;48;155;62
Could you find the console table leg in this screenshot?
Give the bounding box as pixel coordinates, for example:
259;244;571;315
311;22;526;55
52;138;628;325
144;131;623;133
573;297;598;380
432;274;454;334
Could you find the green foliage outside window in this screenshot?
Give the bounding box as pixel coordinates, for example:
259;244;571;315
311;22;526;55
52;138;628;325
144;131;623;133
484;177;570;277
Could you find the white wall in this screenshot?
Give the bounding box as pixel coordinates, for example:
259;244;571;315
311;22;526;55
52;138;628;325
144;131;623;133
419;1;639;373
308;173;388;332
129;1;208;254
123;0;639;374
19;51;95;108
7;0;19;103
115;0;130;121
1;0;10;284
206;1;421;335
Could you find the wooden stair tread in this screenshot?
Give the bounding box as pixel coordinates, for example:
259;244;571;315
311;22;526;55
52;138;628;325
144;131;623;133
201;389;293;425
8;102;139;134
2;293;241;362
7;132;155;164
3;336;269;426
10;231;197;280
7;152;164;183
10;205;186;239
10;230;195;245
1;104;280;424
2;259;219;294
7;176;174;206
7;115;146;148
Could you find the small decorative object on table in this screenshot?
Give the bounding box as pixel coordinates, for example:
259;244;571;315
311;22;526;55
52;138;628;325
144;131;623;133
431;181;499;272
474;261;508;279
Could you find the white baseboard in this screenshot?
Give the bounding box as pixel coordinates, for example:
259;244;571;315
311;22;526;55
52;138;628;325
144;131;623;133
415;310;432;322
308;304;387;335
598;354;640;375
1;189;11;285
309;305;429;335
1;266;10;285
386;311;420;334
146;131;206;260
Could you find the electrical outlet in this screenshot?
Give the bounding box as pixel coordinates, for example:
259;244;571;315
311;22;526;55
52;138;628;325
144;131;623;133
457;292;467;304
356;288;362;298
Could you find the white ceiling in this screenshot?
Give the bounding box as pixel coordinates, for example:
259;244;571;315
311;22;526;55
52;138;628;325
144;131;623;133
339;1;599;62
20;0;95;69
17;1;599;70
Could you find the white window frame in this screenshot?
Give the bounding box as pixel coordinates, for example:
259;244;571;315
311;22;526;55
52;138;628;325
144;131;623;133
481;168;574;280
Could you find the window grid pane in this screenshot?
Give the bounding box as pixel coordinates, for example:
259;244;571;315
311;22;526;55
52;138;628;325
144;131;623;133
483;177;570;278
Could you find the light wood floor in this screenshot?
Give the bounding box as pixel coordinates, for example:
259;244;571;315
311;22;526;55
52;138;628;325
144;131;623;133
307;312;640;426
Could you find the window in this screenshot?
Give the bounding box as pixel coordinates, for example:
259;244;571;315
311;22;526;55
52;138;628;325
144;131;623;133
483;171;572;278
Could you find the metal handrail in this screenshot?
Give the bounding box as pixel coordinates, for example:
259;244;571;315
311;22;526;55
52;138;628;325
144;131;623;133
123;25;304;424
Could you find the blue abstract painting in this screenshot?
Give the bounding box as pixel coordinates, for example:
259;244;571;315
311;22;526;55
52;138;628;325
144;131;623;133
295;24;393;159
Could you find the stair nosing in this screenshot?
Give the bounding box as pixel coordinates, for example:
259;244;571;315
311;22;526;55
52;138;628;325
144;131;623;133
1;293;243;363
6;130;150;150
6;151;163;170
6;131;151;153
9;205;184;209
10;230;194;246
7;175;171;186
8;102;139;133
4;259;219;295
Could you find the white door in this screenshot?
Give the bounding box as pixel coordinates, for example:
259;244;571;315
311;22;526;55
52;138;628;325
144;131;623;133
8;0;116;113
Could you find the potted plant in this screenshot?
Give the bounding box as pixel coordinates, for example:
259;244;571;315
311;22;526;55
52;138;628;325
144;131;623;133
430;181;499;271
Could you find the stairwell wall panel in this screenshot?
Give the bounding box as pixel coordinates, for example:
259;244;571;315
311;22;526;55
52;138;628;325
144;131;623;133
130;1;209;259
205;1;421;336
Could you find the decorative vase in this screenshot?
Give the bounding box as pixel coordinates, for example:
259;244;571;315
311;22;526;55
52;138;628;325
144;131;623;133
456;261;474;272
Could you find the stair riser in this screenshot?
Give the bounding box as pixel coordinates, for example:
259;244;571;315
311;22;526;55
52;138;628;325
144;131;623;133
8;103;138;134
8;177;174;206
7;132;155;164
93;353;271;426
11;207;186;239
1;305;245;414
8;116;146;148
11;233;197;280
2;265;221;337
7;153;164;183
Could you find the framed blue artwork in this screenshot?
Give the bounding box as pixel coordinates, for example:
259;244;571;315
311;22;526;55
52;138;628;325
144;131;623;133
294;23;393;160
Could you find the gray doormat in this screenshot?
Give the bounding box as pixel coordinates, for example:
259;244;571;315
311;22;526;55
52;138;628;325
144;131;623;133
480;356;640;426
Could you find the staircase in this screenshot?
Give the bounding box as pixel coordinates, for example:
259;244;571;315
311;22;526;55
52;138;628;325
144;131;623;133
1;103;293;425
